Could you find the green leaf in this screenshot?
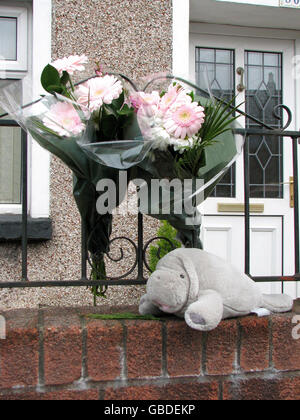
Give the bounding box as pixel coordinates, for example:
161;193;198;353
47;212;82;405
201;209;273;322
117;104;134;116
41;64;61;93
111;91;125;110
60;71;71;86
188;91;195;102
85;313;161;321
148;221;182;272
101;114;117;138
118;112;134;129
46;85;64;94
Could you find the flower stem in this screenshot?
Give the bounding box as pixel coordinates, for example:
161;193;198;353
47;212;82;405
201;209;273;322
90;255;108;306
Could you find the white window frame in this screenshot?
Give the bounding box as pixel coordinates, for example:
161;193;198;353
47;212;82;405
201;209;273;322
172;0;190;80
0;0;52;217
0;5;28;72
30;0;52;218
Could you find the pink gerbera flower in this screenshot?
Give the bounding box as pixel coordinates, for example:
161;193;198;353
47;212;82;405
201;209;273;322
130;91;160;113
75;75;123;112
43;102;86;137
164;102;205;139
129;93;143;111
159;84;187;112
51;55;88;75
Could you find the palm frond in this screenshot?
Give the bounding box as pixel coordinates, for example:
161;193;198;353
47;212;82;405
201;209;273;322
175;95;243;178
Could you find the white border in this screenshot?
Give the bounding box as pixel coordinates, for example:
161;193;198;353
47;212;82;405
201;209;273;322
0;5;28;72
0;3;29;214
172;0;190;79
216;0;300;8
30;0;52;218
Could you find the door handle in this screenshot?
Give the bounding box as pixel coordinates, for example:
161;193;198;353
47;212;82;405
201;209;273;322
237;67;246;92
281;177;294;208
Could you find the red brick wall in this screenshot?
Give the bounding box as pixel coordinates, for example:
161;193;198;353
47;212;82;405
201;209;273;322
0;303;299;401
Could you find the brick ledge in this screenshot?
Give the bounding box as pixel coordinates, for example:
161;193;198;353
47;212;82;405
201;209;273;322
0;301;299;400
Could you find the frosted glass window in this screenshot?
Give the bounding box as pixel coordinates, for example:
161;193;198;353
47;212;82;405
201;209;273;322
0;126;21;204
0;79;22;204
0;17;17;61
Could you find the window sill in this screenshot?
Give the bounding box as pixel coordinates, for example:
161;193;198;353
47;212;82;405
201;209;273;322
0;215;52;242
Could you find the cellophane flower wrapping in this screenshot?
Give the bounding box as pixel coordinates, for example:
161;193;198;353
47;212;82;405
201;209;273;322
0;62;244;298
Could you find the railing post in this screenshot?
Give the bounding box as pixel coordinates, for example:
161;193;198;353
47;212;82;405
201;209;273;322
244;135;251;276
138;212;144;281
21;129;28;282
81;219;88;281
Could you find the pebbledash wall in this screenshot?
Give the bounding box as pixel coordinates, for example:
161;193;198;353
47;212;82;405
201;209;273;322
0;303;299;400
0;0;173;309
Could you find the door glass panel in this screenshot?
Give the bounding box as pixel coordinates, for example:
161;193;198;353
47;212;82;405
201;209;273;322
0;80;22;204
245;51;283;198
0;17;17;61
195;47;236;198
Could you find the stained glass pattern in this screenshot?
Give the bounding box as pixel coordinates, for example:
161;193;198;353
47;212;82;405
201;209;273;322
195;47;236;198
245;51;283;198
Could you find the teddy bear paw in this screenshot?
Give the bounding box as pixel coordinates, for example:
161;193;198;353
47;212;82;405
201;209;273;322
189;313;206;326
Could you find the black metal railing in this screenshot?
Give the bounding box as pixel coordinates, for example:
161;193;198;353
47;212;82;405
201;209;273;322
240;127;300;284
0;108;299;290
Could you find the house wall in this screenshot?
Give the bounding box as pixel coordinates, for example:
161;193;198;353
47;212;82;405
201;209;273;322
0;0;173;309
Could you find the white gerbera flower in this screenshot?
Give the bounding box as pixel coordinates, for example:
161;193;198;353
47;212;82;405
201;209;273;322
151;126;171;151
170;136;200;153
75;75;123;112
52;55;88;75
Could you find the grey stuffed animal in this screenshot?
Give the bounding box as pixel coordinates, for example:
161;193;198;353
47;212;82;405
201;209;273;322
140;248;293;331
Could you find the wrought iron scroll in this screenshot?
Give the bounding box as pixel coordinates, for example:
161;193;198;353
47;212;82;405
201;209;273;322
86;217;179;282
273;104;293;131
142;237;178;273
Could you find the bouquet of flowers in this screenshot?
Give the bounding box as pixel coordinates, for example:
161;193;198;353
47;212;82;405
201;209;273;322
0;55;243;299
126;78;242;245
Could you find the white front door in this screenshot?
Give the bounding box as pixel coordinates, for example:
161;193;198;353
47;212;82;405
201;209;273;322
190;32;300;298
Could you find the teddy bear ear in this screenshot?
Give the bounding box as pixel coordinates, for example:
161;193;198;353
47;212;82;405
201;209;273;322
175;252;199;298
